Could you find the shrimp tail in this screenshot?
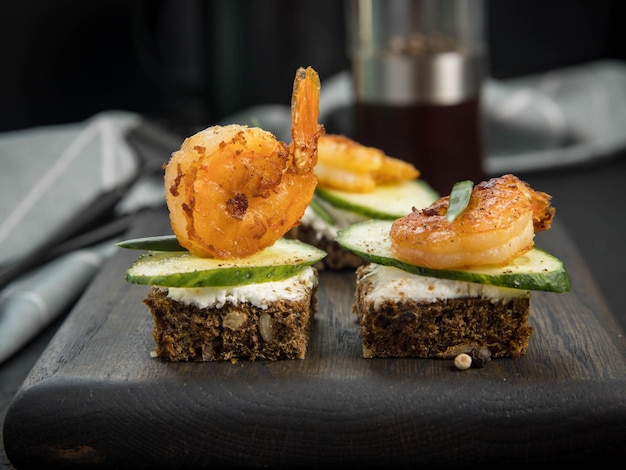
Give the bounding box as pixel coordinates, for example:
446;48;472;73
291;66;324;173
531;189;555;232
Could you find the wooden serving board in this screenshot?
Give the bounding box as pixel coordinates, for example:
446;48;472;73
4;209;626;468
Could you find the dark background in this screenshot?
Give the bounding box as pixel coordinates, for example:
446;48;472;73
2;0;625;134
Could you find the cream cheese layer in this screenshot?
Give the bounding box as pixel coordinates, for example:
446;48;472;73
360;263;530;307
165;266;318;309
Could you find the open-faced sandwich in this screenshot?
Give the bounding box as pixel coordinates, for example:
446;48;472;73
336;175;571;365
289;133;438;269
117;67;327;361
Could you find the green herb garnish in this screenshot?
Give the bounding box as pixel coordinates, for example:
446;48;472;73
446;180;474;223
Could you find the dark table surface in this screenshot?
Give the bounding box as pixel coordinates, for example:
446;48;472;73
2;127;626;468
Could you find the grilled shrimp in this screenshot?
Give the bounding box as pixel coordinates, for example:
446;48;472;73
164;66;324;259
315;134;419;192
389;174;555;269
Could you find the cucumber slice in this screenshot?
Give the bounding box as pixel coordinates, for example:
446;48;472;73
310;194;335;224
125;238;327;287
315;180;438;220
117;235;185;251
336;220;571;293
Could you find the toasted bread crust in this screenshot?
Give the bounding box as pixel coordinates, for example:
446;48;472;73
143;277;318;361
353;264;533;359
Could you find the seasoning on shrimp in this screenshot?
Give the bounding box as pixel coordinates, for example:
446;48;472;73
163;67;324;259
389;174;555;269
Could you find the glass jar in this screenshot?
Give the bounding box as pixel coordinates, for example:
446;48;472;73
347;0;487;195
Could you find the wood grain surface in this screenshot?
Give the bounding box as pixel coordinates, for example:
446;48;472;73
4;208;626;469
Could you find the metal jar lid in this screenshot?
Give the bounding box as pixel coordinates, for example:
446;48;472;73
353;52;485;106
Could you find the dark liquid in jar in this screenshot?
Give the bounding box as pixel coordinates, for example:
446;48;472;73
354;96;485;196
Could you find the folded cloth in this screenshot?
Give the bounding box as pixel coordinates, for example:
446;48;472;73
483;59;626;174
0;110;147;364
0;242;115;363
0;111;140;266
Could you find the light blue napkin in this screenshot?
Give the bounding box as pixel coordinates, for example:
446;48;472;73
0;242;115;363
0;111;140;265
482;59;626;174
0;111;149;363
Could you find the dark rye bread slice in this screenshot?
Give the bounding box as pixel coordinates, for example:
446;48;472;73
288;224;364;270
143;276;318;361
353;264;533;359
